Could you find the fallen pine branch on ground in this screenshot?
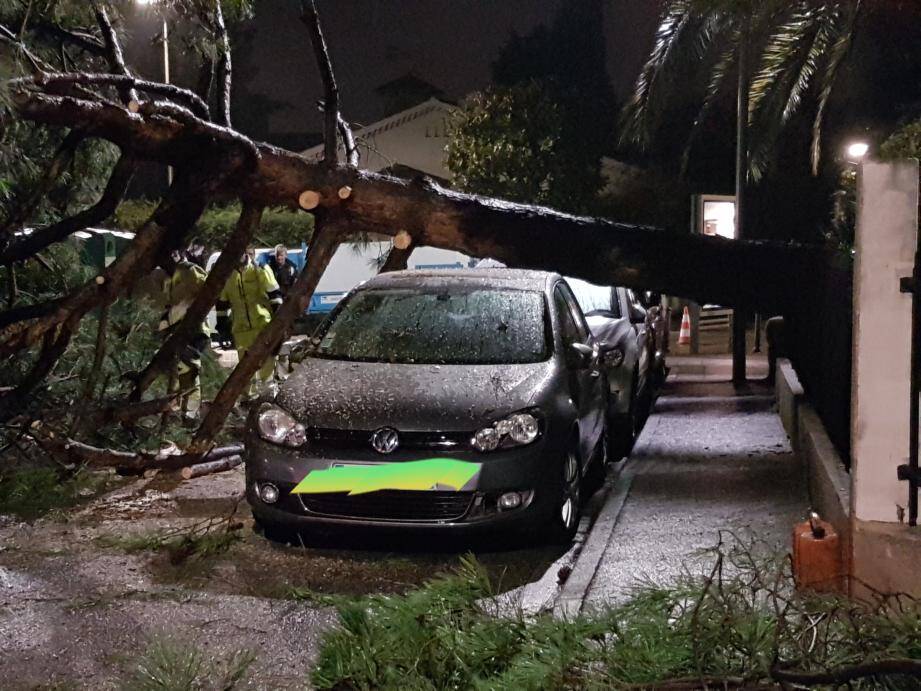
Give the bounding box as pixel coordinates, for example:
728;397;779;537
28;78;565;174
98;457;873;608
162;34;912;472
310;537;921;690
29;430;243;473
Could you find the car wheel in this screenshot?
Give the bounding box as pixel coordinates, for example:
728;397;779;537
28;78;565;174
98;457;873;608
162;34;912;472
546;446;582;544
609;371;639;461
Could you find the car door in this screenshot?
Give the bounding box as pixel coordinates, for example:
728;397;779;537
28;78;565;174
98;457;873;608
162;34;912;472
553;282;606;467
625;289;652;395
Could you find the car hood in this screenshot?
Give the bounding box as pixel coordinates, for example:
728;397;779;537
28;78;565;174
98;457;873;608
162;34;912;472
276;357;554;430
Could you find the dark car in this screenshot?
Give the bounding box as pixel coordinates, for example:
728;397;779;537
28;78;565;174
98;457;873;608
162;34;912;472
245;269;608;543
566;279;656;457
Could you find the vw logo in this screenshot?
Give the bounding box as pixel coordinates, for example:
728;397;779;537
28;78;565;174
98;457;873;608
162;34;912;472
370;427;400;454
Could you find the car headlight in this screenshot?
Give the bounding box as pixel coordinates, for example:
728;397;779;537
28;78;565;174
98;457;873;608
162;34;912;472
472;411;541;452
257;404;306;447
603;347;625;368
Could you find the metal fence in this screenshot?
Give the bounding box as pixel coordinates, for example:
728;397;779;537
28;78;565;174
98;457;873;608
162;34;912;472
785;252;854;468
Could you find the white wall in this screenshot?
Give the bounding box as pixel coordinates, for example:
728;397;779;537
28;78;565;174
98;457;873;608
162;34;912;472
303;100;455;179
851;159;920;522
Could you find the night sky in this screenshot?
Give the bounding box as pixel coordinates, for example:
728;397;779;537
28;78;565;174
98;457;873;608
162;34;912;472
235;1;661;136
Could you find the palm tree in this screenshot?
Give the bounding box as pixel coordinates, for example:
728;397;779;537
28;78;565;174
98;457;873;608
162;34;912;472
622;0;865;181
622;0;876;381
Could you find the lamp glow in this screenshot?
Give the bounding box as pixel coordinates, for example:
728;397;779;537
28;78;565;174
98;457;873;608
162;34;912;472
846;141;869;160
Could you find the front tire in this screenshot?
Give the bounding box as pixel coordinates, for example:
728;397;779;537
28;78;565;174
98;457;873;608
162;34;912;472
545;446;582;544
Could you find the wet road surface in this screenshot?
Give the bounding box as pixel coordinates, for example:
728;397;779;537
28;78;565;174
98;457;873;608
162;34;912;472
0;467;565;689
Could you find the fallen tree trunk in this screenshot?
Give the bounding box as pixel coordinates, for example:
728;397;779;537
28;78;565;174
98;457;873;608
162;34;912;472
8;86;828;316
180;454;242;480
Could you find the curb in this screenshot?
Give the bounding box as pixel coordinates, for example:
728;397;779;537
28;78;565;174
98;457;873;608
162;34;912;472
552;462;635;617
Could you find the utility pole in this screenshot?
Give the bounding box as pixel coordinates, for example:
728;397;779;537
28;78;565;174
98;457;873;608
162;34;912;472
732;23;749;384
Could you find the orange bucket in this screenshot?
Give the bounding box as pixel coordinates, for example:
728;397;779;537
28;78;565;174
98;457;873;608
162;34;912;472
792;512;844;593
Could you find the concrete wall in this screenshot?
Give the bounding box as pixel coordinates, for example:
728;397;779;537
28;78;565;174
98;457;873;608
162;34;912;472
851;160;919;523
776;359;850;549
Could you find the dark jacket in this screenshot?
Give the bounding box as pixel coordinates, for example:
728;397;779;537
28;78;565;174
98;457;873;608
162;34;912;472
267;256;298;295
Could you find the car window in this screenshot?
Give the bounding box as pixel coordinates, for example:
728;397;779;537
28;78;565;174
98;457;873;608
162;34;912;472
566;278;620;318
552;287;580;347
313;287;549;365
553;284;590;346
558;283;591;342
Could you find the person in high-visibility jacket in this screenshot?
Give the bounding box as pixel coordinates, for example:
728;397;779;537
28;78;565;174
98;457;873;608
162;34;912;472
215;248;284;398
159;240;210;419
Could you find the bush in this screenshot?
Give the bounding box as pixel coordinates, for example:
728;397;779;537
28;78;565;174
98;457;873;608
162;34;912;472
115;200;314;250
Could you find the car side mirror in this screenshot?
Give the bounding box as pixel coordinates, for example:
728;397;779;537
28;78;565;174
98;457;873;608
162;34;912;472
630;306;647;325
569;342;594;369
289;336;321;365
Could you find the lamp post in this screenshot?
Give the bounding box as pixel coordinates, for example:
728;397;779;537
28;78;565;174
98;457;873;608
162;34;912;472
136;0;172;184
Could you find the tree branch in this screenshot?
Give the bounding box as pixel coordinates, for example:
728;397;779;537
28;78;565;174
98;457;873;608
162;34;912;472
129;204;264;401
0;22;46;72
772;659;921;686
186;219;341;456
380;241;414;273
0;171;210;358
15;72;210;119
0;154;135;265
0;314;78;421
213;0;233;128
7;73;826;315
338;113;359;166
0;129;84;239
92;4;138;104
300;0;340;167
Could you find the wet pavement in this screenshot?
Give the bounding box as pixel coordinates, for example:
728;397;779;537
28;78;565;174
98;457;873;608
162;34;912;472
0;465;564;689
584;363;807;608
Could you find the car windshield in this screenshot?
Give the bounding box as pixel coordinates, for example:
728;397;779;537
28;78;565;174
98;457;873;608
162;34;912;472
313;286;549;365
566;278;619;317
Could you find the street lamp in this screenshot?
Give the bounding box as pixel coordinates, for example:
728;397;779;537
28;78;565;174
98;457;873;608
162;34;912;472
846;141;870;162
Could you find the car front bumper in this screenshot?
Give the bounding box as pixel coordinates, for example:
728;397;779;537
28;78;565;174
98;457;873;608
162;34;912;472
244;432;566;533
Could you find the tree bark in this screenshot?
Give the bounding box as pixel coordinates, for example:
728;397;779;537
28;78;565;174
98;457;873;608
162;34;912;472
300;0;340;167
213;0;233;128
5;83;826;314
180;454;242;480
380;242;414;272
186;222;340;455
129;204;264;401
92;4;137;104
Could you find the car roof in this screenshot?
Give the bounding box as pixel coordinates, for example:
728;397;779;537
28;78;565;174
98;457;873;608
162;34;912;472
359;267;561;292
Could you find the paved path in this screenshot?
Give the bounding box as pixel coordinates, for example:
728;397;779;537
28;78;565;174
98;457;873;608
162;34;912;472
584;365;807;608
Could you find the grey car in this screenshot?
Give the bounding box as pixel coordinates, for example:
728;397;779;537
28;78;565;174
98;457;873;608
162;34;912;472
245;269;608;543
566;279;655;457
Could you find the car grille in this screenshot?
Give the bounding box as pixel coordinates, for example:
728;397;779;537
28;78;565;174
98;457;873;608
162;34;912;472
307;427;472;452
299;490;474;522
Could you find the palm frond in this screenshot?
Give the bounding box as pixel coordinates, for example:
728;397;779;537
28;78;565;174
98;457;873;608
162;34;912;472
620;1;730;149
680;37;737;177
747;3;830;180
811;0;862;174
